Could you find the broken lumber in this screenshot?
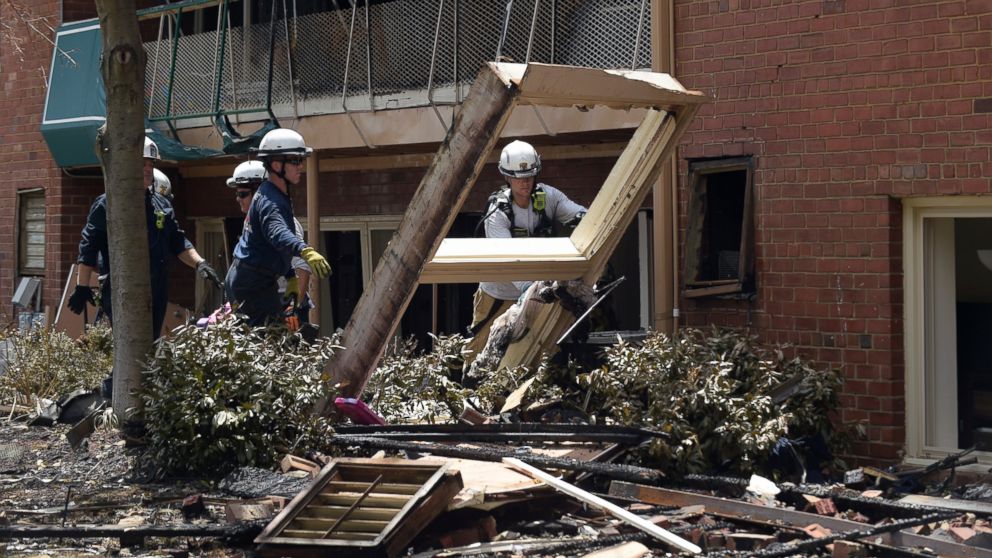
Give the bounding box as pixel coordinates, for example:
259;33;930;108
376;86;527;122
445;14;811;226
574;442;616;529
279;454;320;477
333;422;663;444
580;541;649;558
255;458;462;558
897;494;992;516
0;521;263;544
328;435;664;484
609;482;992;558
503;457;700;554
751;511;957;558
316;63;517;405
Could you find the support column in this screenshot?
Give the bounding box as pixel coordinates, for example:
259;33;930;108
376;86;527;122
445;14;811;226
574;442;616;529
651;0;677;334
306;155;320;324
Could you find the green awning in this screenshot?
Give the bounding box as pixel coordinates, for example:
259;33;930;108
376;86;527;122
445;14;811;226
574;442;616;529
41;7;232;167
41;19;105;168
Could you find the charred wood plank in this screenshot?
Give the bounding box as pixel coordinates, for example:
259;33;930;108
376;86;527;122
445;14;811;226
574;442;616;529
609;482;992;558
328;436;664;485
751;511;958;558
0;521;264;545
333;423;662;444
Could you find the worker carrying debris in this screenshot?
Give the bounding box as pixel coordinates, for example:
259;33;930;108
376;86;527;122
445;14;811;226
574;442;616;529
224;128;330;326
68;136;223;342
227;160;314;325
464;140;587;367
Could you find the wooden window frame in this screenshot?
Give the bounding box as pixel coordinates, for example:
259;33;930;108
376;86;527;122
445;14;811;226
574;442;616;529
16;188;46;277
682;156;755;299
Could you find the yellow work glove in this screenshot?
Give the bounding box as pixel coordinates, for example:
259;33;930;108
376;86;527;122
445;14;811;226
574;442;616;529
300;246;331;278
284;276;300;303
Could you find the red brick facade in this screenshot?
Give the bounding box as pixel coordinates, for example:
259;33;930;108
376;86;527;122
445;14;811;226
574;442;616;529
674;0;992;461
2;0;990;464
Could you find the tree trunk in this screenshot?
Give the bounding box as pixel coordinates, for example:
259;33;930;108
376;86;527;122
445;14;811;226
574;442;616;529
317;66;516;411
95;0;152;423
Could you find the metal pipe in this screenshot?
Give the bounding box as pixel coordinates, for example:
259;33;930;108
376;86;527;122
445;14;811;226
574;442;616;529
306;155;320;325
426;0;449;133
282;0;299;119
210;0;229;116
524;0;540;63
363;0;374;113
495;0;513;62
341;0;375;148
148;15;166;119
631;0;648;70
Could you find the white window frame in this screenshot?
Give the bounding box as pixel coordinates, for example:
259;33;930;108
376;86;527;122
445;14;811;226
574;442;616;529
903;196;992;462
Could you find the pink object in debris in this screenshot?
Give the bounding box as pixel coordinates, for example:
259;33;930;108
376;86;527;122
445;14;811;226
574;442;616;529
335;397;387;425
196;302;233;328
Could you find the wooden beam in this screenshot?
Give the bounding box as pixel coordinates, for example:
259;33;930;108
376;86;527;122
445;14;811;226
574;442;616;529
420;238;587;283
652;0;677;334
497;63;709;110
504;458;700;554
318;64;517;403
609;482;992;558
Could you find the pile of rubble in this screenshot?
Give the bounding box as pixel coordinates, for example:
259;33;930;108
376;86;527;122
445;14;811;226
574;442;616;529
2;418;992;557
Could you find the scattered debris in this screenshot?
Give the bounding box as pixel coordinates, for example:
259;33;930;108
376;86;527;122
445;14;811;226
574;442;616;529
504;457;701;553
255;458;462;557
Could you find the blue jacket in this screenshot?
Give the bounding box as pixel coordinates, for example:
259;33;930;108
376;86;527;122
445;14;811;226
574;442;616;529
233;180;306;277
78;190;193;324
78;191;192;283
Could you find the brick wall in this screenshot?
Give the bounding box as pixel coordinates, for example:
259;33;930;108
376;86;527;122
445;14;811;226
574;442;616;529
674;0;992;462
179;156;612;222
0;0;67;320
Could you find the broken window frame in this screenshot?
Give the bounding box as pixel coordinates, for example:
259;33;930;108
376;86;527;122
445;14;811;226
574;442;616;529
16;189;46;277
682;156;755;299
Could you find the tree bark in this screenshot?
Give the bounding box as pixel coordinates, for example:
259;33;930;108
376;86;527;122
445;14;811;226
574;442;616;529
95;0;151;423
317;65;517;410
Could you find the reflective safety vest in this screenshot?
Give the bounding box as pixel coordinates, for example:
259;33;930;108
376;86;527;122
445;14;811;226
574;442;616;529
481;186;554;238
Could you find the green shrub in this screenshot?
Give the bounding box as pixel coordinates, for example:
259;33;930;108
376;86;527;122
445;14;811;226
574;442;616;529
563;328;848;477
0;323;113;403
366;334;530;422
140;318;339;477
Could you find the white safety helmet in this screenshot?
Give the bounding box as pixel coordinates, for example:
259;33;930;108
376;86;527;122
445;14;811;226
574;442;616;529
252;128;312;160
143;136;161;160
227;160;267;187
498;140;541;178
153;169;172;199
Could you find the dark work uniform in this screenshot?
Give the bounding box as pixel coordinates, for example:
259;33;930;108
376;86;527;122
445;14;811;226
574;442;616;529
225;180;306;326
77;190;193;340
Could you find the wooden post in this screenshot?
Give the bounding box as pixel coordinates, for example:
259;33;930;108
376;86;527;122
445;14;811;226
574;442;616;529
318;65;517;407
306;155;320;325
652;0;677;334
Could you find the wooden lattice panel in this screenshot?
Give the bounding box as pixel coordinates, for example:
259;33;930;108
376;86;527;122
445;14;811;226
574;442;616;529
255;458;462;557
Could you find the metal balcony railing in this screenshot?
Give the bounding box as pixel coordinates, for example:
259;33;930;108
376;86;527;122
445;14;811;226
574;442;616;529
144;0;652;131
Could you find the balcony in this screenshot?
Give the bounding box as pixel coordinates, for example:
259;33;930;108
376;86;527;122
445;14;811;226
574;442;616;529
144;0;654;145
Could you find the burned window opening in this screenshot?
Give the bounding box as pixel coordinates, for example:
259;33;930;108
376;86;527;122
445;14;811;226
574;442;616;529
683;156;754;298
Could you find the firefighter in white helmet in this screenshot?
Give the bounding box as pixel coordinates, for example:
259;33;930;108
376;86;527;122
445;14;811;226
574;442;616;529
225;129;330;326
227;159;315;324
152;169;173;200
464;140;587;367
70;136;222;356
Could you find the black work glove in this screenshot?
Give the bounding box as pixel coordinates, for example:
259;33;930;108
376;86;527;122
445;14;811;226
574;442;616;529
196;261;223;290
68;285;95;315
